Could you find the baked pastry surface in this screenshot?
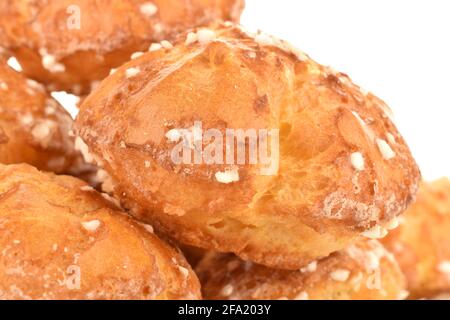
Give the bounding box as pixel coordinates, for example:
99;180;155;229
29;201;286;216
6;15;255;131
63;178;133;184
0;163;201;300
75;23;421;269
196;240;407;300
0;0;244;94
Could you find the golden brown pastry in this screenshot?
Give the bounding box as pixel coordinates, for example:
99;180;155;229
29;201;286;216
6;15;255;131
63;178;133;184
75;23;421;270
0;163;201;300
0;0;244;94
382;178;450;298
196;240;407;300
0;58;86;174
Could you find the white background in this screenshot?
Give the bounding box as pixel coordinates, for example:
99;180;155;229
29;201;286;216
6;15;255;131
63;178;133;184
242;0;450;180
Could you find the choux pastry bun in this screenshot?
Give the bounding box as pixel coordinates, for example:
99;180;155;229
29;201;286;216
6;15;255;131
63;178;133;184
75;23;421;270
196;240;407;300
0;58;86;174
0;163;201;300
0;0;244;94
382;178;450;298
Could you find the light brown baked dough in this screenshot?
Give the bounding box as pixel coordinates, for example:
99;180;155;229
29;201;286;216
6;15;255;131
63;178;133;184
0;58;87;174
75;23;421;270
0;163;201;300
196;240;407;300
0;0;244;94
382;178;450;299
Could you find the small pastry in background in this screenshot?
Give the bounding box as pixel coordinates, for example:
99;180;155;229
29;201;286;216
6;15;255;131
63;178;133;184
0;163;201;300
0;58;88;175
0;0;244;94
382;178;450;299
196;240;407;300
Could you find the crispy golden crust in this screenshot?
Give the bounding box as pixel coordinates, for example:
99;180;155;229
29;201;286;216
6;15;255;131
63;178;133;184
0;59;88;175
75;23;420;270
196;240;407;300
0;163;201;300
382;179;450;299
0;0;244;94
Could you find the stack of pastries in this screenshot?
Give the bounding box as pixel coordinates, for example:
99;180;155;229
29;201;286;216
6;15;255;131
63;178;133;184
0;0;447;300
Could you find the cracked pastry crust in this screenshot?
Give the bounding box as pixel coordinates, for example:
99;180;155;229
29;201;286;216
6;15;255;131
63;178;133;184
382;178;450;299
0;163;201;300
0;58;87;175
196;240;407;300
75;23;421;270
0;0;244;94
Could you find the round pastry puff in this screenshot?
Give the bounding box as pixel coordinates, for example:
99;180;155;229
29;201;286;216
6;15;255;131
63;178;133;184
0;163;201;300
196;240;407;300
0;0;245;94
75;23;421;270
0;58;84;174
382;178;450;299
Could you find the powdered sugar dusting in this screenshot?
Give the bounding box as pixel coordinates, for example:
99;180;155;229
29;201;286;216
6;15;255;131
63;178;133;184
125;67;140;78
215;168;240;184
321;191;380;223
196;29;217;45
361;225;388;239
330;269;351;282
140;2;158;17
376;139;396;160
81;220;101;232
294;291;309;300
39;49;65;73
300;261;317;273
221;284;234;297
149;43;162;52
438;261;450;275
350;152;365;171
